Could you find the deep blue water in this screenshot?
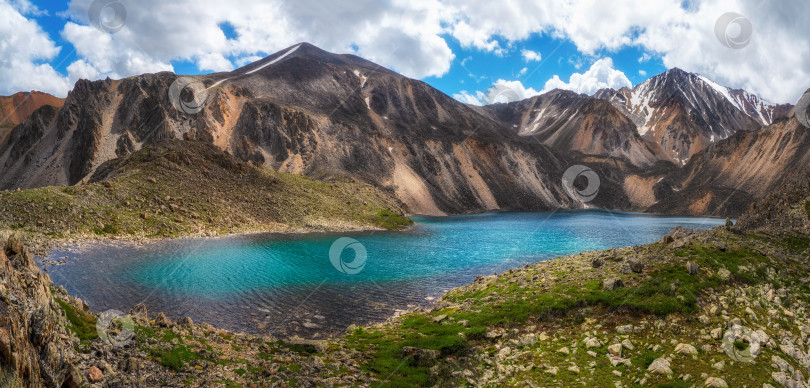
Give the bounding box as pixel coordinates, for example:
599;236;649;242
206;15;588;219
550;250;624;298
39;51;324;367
41;210;724;338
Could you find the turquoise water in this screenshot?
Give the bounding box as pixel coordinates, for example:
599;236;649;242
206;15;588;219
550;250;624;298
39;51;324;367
42;210;725;338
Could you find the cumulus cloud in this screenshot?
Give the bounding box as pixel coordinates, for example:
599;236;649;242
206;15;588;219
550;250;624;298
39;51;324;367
453;79;541;105
1;0;807;103
440;0;809;102
57;0;453;87
455;57;632;105
542;58;632;95
521;49;541;62
0;0;71;96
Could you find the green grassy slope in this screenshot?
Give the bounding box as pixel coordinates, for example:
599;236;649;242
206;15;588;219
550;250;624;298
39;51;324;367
0;140;410;239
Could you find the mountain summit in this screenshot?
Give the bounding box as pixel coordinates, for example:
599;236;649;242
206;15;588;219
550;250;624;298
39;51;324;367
594;68;792;163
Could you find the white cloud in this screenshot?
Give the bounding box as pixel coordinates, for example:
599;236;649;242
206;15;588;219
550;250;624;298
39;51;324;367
542;58;632;95
518;67;528;76
440;0;810;102
453;79;541;105
638;53;652;63
0;0;71;96
639;69;647;76
521;49;541;62
1;0;807;104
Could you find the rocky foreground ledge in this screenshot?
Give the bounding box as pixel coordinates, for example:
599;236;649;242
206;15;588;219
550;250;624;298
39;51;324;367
3;216;810;387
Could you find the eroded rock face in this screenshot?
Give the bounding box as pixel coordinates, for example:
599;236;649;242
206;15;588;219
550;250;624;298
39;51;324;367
646;116;810;217
0;44;581;215
0;236;82;388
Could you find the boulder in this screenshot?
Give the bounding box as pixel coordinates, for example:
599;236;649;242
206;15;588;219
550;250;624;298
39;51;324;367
647;358;672;375
628;259;644;273
608;343;622;357
674;343;698;355
602;278;624;290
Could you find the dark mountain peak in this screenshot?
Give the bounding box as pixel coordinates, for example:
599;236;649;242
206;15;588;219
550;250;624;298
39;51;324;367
232;42;395;77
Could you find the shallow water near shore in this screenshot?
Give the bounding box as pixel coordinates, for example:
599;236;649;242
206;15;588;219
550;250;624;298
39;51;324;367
40;210;725;338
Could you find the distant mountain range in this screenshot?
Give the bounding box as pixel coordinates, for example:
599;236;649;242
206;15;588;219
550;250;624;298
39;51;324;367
1;42;807;218
594;68;793;164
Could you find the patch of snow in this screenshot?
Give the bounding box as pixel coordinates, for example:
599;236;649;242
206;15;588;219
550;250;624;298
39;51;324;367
354;70;368;87
245;44;302;75
532;108;547;124
364;96;371;110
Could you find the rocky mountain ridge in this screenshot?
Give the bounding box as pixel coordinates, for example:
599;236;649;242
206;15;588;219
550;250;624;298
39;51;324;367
594;68;792;164
0;43;806;219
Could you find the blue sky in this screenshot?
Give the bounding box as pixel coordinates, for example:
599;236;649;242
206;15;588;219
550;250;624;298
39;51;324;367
3;0;807;104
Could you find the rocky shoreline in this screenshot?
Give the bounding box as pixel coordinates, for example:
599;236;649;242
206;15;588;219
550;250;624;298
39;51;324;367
4;217;810;387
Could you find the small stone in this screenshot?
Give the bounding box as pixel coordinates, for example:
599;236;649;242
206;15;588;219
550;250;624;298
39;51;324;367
686;261;699;275
432;314;447;323
612;370;622;377
177;316;194;330
584;337;601;348
545;366;558;376
718;268;731;281
557;347;570;355
621;339;634;350
567;365;580;374
88;366;103;383
628;259;644;273
616;325;640;334
592;258;604;268
674;343;698;355
154;312;172;327
705;377;728;387
608;343;623;357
